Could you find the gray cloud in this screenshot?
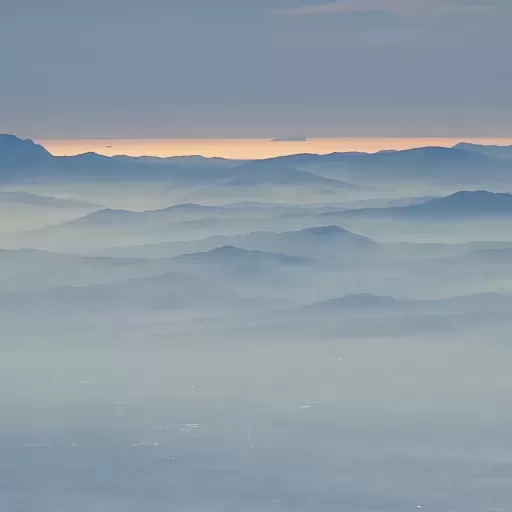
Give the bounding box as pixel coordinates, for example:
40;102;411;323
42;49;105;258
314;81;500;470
276;0;418;15
276;0;501;16
0;0;511;138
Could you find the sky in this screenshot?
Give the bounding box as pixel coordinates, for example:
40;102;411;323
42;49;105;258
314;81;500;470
36;137;512;159
1;0;511;140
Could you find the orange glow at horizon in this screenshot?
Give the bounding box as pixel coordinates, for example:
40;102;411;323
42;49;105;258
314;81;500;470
37;137;512;160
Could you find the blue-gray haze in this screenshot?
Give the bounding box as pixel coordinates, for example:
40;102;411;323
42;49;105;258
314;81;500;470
2;135;512;510
1;0;512;138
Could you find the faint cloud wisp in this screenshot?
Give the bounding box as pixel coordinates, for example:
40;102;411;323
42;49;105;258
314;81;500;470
274;0;499;17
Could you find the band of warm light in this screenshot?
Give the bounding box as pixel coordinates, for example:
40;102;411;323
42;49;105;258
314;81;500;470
36;137;512;160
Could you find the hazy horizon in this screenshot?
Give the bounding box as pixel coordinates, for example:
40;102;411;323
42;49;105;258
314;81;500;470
36;136;512;159
4;132;512;512
3;1;512;510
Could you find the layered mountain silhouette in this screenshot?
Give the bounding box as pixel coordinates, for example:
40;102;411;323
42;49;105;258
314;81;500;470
249;225;376;256
454;142;512;160
300;291;510;314
266;146;511;187
268;146;489;166
301;293;402;311
0;134;356;188
3;134;511;188
99;225;377;260
42;203;236;231
222;160;356;188
0;244;315;294
175;245;312;267
167;246;315;282
0;190;101;209
0;248;184;292
261;291;512;338
0;271;234;314
322;191;512;221
0;243;318;312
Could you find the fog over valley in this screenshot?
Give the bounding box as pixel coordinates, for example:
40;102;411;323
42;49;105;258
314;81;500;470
2;134;512;511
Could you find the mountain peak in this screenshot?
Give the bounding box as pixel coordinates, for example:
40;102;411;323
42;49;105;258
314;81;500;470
430;190;512;209
368;145;489;164
303;294;399;311
447;190;509;199
395;190;512;216
178;245;313;267
207;245;247;255
301;225;352;236
162;202;215;212
178;246;264;261
291;225;376;245
453;142;512;159
0;134;53;167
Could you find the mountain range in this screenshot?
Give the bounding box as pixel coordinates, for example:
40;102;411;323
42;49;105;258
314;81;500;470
453;142;512;160
0;190;101;209
322;191;512;221
0;134;355;188
2;134;512;188
256;291;512;339
0;244;315;294
0;243;320;313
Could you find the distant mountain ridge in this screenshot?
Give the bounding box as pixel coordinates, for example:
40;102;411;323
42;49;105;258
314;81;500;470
267;145;491;165
175;245;313;266
57;202;257;228
127;225;375;260
0;190;101;209
300;291;510;314
2;134;511;186
266;145;512;188
0;134;355;188
454;142;512;160
323;191;512;221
